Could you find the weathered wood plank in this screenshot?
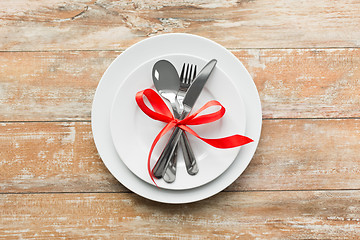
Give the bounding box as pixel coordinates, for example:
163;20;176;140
1;49;360;121
1;0;360;50
0;121;126;193
229;118;360;191
1;119;360;193
1;191;360;239
237;49;360;119
0;51;119;121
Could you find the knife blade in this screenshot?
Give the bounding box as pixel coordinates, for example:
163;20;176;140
182;59;217;111
152;59;217;179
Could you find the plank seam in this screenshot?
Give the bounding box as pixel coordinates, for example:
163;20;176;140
0;47;359;53
1;117;360;124
1;189;360;195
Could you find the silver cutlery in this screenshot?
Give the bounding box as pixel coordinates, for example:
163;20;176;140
152;59;217;179
151;60;198;182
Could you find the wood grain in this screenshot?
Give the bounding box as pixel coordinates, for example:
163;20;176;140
0;122;125;193
1;119;360;193
1;48;360;121
1;0;360;50
1;191;360;239
237;49;360;119
230;118;360;191
0;51;119;121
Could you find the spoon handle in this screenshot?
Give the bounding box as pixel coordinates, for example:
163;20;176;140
162;145;177;183
153;126;183;179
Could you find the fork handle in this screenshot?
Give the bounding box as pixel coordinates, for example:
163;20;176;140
179;132;199;175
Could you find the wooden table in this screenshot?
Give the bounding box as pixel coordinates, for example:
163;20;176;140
1;1;360;238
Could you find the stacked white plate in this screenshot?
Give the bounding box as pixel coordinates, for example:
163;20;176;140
92;33;262;204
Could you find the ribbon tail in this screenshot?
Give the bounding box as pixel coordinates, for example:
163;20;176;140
180;125;253;148
147;122;177;187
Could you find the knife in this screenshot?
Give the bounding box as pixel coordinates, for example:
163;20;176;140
152;59;217;179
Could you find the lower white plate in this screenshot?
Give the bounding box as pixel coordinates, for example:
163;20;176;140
92;33;262;203
110;54;246;190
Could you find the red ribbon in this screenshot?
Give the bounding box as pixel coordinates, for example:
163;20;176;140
135;89;253;186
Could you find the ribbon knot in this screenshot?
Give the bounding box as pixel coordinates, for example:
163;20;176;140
135;89;253;186
173;119;181;125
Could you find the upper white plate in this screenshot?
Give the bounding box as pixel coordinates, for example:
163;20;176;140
109;54;246;190
92;33;262;204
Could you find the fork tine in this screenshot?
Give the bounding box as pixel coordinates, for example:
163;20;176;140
185;64;190;84
192;65;197;82
188;64;193;84
180;63;185;82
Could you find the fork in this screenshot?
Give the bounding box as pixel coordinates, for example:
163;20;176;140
176;63;199;175
159;63;199;180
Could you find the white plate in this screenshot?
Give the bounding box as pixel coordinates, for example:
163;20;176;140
92;33;262;203
110;54;246;190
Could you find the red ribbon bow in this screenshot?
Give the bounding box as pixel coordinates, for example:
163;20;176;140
135;89;253;185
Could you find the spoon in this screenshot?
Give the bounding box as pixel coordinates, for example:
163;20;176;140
152;60;179;183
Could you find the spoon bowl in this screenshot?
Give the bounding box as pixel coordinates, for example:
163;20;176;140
152;60;180;105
